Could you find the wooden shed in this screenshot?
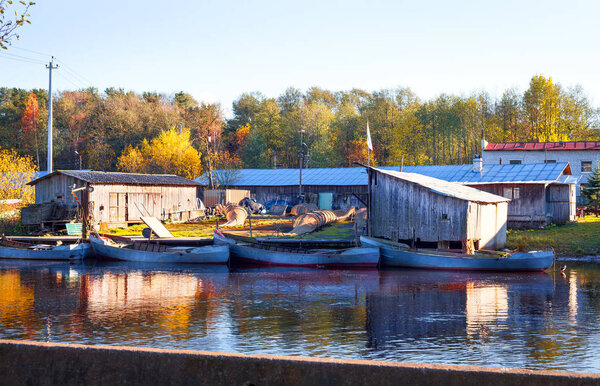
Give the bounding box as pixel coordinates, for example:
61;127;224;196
367;167;510;251
26;170;202;227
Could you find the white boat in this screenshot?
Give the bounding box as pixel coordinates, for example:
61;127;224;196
360;235;554;272
0;237;90;261
89;235;229;264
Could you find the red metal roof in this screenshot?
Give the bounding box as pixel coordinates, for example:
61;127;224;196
485;141;600;151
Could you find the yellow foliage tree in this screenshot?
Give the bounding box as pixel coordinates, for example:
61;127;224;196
117;128;203;179
0;147;36;204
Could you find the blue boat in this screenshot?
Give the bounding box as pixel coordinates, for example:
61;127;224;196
90;235;229;264
360;236;554;272
215;230;380;268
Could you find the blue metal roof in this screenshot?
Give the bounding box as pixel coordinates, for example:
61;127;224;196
401;162;571;185
196;162;572;186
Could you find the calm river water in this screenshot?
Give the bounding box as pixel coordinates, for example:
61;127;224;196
1;260;599;372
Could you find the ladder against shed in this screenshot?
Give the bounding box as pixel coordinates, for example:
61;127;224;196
367;167;510;251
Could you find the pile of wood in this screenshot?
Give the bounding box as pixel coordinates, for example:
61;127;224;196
287;207;355;235
215;204;248;227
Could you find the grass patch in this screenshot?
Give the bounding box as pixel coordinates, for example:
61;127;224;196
102;217;293;238
506;216;600;257
295;222;356;240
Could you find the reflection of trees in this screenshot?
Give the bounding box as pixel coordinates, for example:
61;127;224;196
0;271;35;337
86;272;223;340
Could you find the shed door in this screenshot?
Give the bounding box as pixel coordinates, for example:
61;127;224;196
109;193;127;222
128;193;161;221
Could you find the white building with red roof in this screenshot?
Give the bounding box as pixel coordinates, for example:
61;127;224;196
483;141;600;203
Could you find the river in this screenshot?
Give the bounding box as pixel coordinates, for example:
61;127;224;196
0;260;599;372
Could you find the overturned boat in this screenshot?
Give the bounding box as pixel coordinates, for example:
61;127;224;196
214;230;379;268
89;235;229;264
360;236;554;272
0;236;90;261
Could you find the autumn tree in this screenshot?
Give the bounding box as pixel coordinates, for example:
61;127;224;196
0;0;35;50
0;146;36;204
117;127;203;179
20;91;40;166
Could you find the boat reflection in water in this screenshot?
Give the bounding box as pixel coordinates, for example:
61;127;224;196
0;261;599;372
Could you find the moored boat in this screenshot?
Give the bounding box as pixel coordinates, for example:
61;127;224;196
89;235;229;264
360;235;554;272
0;237;90;261
214;230;379;268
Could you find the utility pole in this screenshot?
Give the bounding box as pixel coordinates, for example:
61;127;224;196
46;57;58;173
299;129;305;203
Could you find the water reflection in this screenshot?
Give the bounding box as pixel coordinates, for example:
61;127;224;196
0;261;599;372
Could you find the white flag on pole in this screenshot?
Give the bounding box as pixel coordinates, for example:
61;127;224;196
366;120;373;151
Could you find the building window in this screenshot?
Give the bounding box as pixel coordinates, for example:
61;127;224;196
502;187;520;200
544;160;556;163
441;213;448;220
509;160;521;165
582;161;593;172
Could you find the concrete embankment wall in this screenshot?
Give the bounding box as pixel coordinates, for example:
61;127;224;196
1;339;599;385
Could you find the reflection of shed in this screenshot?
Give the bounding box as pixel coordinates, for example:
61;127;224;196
367;167;510;250
26;170;201;227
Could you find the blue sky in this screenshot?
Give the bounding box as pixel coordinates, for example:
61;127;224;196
1;0;599;116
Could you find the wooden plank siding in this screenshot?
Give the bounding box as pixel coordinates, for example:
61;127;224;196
473;183;575;227
369;170;507;250
233;185;367;210
33;176;199;226
546;184;577;224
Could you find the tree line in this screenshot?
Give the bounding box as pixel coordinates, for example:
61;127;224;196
0;75;598;181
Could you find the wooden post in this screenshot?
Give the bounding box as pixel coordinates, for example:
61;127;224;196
248;213;253;238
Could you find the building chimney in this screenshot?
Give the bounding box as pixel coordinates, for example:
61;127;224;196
473;155;483;172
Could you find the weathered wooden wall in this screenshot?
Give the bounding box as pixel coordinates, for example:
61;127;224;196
202;189;250;207
89;184;199;224
34;174;86;205
234;185;366;210
370;171;507;249
34;175;200;225
370;172;469;244
546;184;576;224
474;183;575;227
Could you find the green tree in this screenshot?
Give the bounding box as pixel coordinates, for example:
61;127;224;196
583;167;600;210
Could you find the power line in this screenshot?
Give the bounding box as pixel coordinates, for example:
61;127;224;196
0;51;45;64
8;45;52;58
55;72;83;89
55;58;93;86
0;54;44;65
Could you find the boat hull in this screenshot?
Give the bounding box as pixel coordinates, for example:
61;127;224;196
360;236;553;272
0;243;90;261
90;236;229;264
215;232;379;268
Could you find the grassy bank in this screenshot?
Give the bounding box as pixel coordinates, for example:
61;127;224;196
506;216;600;257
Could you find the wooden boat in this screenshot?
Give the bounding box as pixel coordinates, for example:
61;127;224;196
0;236;90;261
214;230;380;268
360;236;554;272
89;235;229;264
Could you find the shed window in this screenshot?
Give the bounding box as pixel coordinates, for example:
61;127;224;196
509;160;522;165
582;161;593;172
441;213;448;220
502;187;520;200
